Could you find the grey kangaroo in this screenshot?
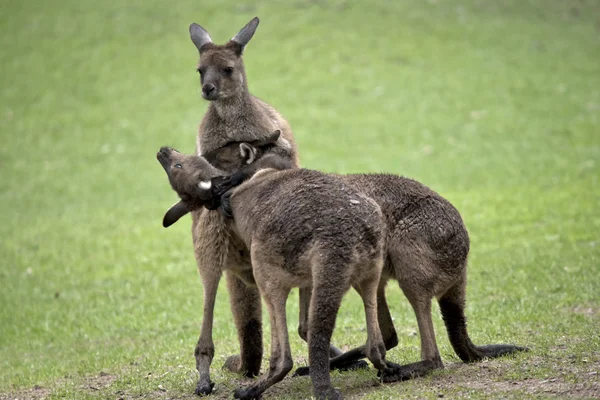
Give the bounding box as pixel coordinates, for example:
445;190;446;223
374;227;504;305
183;17;300;396
180;18;364;394
158;146;393;400
199;135;528;382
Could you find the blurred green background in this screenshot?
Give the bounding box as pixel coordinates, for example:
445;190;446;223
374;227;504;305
1;0;598;398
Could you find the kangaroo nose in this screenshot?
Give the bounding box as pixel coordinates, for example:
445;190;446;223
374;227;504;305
157;147;170;160
202;83;216;96
159;147;172;156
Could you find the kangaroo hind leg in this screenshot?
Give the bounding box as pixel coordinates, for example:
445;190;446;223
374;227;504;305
292;287;369;377
234;248;293;400
309;263;354;400
382;283;445;383
323;278;398;375
353;275;388;373
438;276;528;362
234;283;292;399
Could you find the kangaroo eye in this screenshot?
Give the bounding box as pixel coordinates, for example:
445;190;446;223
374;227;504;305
197;68;205;76
174;164;182;169
223;67;234;75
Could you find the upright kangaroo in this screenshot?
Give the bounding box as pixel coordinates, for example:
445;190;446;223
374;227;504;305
204;137;528;382
158;146;391;400
183;17;300;395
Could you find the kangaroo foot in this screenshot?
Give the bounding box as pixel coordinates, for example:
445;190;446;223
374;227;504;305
380;359;443;383
472;344;528;361
234;385;263;400
194;379;215;396
292;359;369;377
314;386;343;400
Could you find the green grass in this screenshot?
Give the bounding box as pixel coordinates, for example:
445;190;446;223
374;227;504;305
1;0;599;398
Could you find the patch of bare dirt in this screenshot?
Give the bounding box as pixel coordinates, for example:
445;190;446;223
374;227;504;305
460;376;599;398
82;371;116;392
453;359;599;399
0;372;116;400
410;355;600;399
572;305;599;317
0;385;50;400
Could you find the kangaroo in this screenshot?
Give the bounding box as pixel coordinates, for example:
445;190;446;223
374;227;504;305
158;146;392;400
180;18;366;394
181;17;301;395
204;138;528;382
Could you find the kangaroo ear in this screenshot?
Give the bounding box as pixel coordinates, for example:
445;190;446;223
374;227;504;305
266;129;281;143
251;130;281;147
231;17;259;52
190;23;213;52
163;201;190;228
239;143;258;165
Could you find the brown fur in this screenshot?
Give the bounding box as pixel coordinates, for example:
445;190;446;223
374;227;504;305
185;17;300;396
158;148;390;400
201;141;528;381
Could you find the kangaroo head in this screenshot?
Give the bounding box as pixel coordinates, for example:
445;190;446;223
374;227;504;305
189;17;259;101
157;130;280;227
202;129;281;172
157;147;220;226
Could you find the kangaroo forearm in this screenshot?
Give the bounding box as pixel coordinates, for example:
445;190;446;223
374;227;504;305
211;152;295;200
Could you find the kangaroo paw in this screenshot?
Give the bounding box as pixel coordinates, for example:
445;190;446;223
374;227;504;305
234;385;262;399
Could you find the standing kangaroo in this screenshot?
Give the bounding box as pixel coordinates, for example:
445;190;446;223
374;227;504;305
182;17;300;395
178;18;365;395
158;146;391;400
204;137;528;382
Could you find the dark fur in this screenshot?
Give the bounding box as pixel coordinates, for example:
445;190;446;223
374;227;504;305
158;148;390;400
185;17;300;396
201;141;528;381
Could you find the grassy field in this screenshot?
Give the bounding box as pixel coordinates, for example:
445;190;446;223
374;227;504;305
1;0;599;398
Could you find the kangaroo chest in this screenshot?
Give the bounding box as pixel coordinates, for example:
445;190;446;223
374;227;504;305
197;107;282;159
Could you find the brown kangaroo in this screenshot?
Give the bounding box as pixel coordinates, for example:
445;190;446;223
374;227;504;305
179;18;365;394
158;146;392;400
202;137;528;382
182;17;301;395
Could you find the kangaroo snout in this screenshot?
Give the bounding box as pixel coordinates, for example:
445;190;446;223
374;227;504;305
157;147;178;170
157;146;172;160
202;83;217;100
